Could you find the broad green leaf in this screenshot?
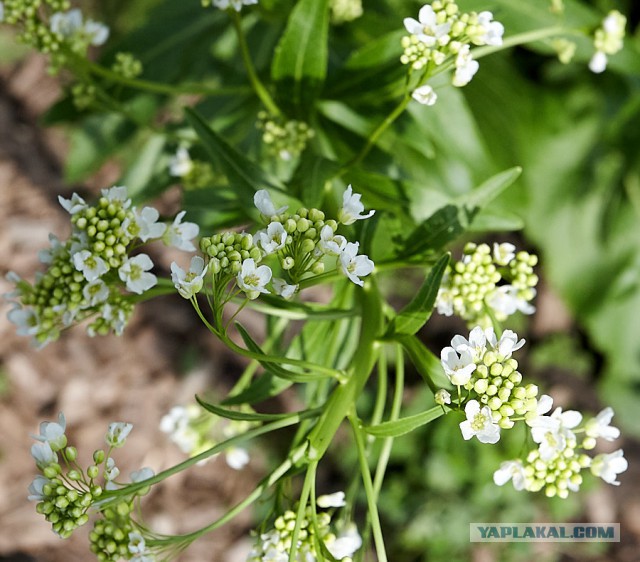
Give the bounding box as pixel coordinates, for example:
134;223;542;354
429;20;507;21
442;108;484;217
467;208;525;232
123;134;167;201
222;374;292;406
364;405;447;438
455;166;522;210
387;253;450;336
271;0;330;113
185;107;284;201
196;396;321;422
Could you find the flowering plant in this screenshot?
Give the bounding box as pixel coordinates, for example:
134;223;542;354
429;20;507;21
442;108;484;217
1;0;635;560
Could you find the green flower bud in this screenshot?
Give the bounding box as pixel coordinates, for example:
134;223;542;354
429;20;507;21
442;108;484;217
301;238;315;254
311;262;324;274
281;257;295;270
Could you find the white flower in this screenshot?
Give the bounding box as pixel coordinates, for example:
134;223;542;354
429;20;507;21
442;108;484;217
106;422;133;448
585;407;620;441
403;5;451;47
83;279;109;307
476;11;504;46
171;256;207;299
101;185;130;207
131;555;155;562
318;225;347;256
327;523;362;560
493;460;527;490
128;532;146;554
50;9;83;37
127;207;167;242
212;0;258;11
440;347;476;386
33;412;67;451
73;250;108;282
525;394;554;427
435;286;454;316
272;278;297;299
486;285;536;316
452;45;479;87
163;211;199;252
493;242;515;265
411;84;438;106
590;449;628;486
317;491;346;508
28;475;50;501
530;407;582;461
7;306;39;336
130;467;155;482
104;457;120;482
435;389;451;406
589;51;608;73
254;189;287;217
225;447;250;470
38;234;65;265
237;258;272;298
58;193;87;215
338;185;375;225
459;400;500;444
118;254;157;294
84;19;109;46
168;146;193;177
31;441;58;469
338;242;374;286
256;222;287;255
495;329;526;357
451;326;494;361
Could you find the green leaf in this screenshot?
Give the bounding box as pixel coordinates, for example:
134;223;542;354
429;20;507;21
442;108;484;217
387;254;450;336
222;374;292;406
185;107;284;201
398;335;450;393
364;405;447;438
455;166;522;210
271;0;330;113
236;323;328;382
467;207;525;232
196;396;321;422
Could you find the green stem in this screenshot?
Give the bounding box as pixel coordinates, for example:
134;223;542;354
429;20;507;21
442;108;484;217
349;414;388;562
288;461;318;562
231;11;281;117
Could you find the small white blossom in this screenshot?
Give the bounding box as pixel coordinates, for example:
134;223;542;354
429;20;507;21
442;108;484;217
412;84;438;106
212;0;258;11
452;45;479;87
119;254;157;294
128;207;167;242
318;225;347;256
435;388;451;406
31;441;58;469
38;234;65;265
101;185;130;207
435;286;454;316
58;193;87;215
486;285;536;316
7;306;39;337
272;278;297;299
171;256;207;299
130;467;155;482
589;51;608;73
496;329;526;357
403;4;451;47
590;449;628;486
451;326;494;361
28;475;50;501
128;532;146;554
104;457;121;483
106;422;133;448
440;347;476;386
317;491;346;508
493;460;527;490
338;185;375;225
476;11;504;46
50;9;83;37
73;250;108;282
83;279;109;307
530;407;582;461
164;211;199;252
33;412;67;451
225;447;250;470
84;19;109;46
525;394;554;427
168;146;193;177
459;400;501;444
585;407;620;441
254;189;287;217
338;242;374;286
327;523;362;560
493;242;516;265
237;258;272;298
256;222;287;255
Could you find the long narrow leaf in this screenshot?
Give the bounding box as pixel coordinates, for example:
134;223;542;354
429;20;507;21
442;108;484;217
364;405;447;438
196;396;321;422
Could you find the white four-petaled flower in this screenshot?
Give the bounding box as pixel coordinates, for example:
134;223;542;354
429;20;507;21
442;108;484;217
171;256;207;299
403;4;451;47
272;278;297;299
128;207;167;242
590;449;628;486
459;400;500;444
163;211;199;252
476;11;504;46
412;84;438;106
237;258;272;298
73;250;108;282
530;406;582;461
493;459;527;490
338;242;374;286
440;346;476;386
254;189;288;217
338;185;375;225
256;222;287;255
318;224;347;256
317;491;346;508
585;407;620;441
168;146;193;177
452;45;479;87
32;412;67;451
58;193;87;215
106;422;133;448
118;254;157;294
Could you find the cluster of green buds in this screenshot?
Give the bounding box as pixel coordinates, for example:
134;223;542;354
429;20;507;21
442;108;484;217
6;186;199;346
589;10;626;73
329;0;363;25
168;146;217;190
247;493;361;562
111;52;143;79
170;187;375;316
1;1;109;71
439;327;628;498
435;242;538;328
29;414;153;540
90;501;136;561
257;111;315;162
400;0;505;105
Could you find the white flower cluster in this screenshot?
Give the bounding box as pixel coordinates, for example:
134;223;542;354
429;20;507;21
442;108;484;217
330;0;363;25
401;0;504;105
435;242;538;328
160;404;251;470
49;8;109;50
6;186;199;346
589;10;626;73
246;500;361;562
202;0;258;12
495;401;627;499
29;413;153;540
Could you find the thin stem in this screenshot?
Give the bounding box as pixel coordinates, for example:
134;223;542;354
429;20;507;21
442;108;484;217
349;414;388;562
288;461;318;562
231;11;281;117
